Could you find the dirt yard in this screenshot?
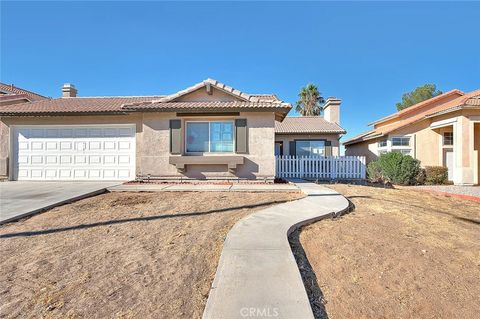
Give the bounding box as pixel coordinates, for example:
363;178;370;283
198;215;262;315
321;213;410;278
0;191;303;319
299;184;480;319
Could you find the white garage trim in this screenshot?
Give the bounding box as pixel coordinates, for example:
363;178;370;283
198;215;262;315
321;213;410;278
11;124;136;181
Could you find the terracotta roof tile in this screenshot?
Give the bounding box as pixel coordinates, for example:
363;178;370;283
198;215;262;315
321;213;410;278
0;82;47;101
0;96;163;114
275;116;346;134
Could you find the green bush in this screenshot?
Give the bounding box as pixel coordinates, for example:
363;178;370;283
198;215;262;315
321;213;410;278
425;166;448;185
368;152;422;185
367;160;383;183
398;155;422;185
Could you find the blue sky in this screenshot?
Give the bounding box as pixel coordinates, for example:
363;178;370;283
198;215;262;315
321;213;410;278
1;1;479;144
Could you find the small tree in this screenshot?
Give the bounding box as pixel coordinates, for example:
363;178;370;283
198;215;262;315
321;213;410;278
295;84;325;116
396;84;442;111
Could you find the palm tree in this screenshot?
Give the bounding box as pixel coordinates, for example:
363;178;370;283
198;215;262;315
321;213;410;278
295;84;325;116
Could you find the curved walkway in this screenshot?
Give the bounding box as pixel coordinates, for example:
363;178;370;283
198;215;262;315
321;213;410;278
202;180;350;319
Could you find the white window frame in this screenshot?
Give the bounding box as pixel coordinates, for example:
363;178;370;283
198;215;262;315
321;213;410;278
378;139;387;148
185;120;235;154
390;135;412;156
391;136;411;147
443;132;454;147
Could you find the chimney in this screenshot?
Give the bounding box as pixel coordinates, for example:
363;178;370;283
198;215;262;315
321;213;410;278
323;97;341;125
62;83;77;98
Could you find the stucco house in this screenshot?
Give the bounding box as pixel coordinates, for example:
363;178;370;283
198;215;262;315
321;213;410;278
344;89;480;185
0;79;344;182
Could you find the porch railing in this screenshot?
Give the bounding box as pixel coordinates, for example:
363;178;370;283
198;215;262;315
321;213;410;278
275;155;366;180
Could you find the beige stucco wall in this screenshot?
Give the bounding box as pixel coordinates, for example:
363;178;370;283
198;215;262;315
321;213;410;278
275;133;341;156
0;111;276;180
345;138;379;164
345;109;480;184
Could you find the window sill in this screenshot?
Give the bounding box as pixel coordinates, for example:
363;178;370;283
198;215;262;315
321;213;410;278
169;155;245;173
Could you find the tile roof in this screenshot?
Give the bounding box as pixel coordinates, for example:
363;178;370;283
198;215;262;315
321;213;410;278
275;116;346;134
0;79;291;119
0;82;47;102
368;89;464;126
344;89;480;145
0;96;163;115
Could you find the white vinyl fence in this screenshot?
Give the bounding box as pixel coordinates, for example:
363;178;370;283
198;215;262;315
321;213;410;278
276;156;366;180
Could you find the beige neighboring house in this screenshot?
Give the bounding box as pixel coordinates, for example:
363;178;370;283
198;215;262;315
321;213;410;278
0;79;343;182
344;89;480;185
0;82;47;106
274;98;345;157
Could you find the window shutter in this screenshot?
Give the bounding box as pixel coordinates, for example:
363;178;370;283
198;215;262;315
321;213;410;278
170;119;182;154
235;119;248;153
289;141;296;156
325;141;332;156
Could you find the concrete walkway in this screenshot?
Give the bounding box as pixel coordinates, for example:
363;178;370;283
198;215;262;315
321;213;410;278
202;179;350;319
0;181;120;224
108;183;300;193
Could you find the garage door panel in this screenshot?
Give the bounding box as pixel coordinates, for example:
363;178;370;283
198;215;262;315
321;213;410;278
14;125;136;181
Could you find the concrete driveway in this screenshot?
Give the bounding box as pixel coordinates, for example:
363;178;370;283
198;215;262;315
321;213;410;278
0;181;120;224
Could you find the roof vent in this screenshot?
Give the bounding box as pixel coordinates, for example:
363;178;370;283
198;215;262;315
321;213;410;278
62;83;77;98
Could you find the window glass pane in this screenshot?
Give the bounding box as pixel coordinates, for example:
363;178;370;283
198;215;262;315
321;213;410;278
392;137;410;146
378;139;387;147
186;122;209;152
443;132;453;146
310;140;325;156
295;140;325;157
210;122;234;152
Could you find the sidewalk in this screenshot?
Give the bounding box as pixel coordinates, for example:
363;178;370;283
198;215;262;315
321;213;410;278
202;179;350;319
108;183;300;193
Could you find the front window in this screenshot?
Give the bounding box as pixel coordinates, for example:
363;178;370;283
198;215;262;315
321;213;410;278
443;132;453;146
296;140;325;157
186;121;234;153
378;139;387;148
392;136;410;147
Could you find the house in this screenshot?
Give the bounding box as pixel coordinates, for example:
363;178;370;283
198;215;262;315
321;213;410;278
344;89;480;185
274;97;345;157
0;82;48;106
0;79;343;182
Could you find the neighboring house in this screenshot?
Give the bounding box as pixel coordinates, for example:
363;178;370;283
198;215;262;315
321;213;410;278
0;79;298;181
344;89;480;185
274;98;345;156
0;82;48;106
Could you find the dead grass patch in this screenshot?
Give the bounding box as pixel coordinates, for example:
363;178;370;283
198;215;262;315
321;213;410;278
0;191;303;319
298;184;480;319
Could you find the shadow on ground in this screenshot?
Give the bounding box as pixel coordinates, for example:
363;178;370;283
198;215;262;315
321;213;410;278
288;199;355;319
0;199;293;239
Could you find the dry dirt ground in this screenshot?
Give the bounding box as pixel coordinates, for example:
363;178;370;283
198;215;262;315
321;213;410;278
299;183;480;319
0;191;303;319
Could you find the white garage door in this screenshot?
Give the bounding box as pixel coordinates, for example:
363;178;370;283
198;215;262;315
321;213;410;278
13;125;136;181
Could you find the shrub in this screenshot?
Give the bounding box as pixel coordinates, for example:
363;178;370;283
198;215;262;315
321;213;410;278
368;152;422;185
397;155;422;185
378;152;404;183
425;166;448;185
416;168;426;185
367;160;383;183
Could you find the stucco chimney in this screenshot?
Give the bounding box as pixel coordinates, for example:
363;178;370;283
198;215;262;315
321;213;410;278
323;97;341;125
62;83;77;98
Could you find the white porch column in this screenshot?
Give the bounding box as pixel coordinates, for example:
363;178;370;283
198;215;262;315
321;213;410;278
453;115;474;185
